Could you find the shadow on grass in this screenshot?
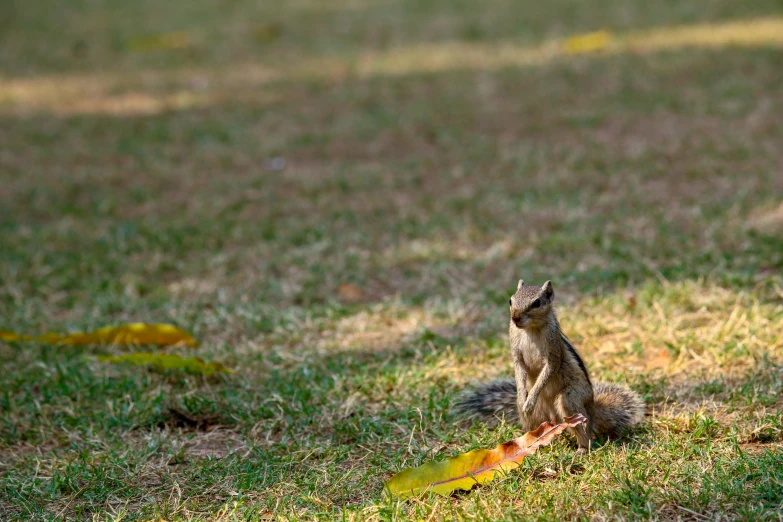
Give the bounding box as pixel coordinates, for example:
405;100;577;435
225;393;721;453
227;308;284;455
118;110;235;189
2;48;782;314
2;8;783;518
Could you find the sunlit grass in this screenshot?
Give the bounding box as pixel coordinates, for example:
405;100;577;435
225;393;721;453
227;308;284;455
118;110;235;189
3;17;783;116
1;0;782;520
349;16;783;76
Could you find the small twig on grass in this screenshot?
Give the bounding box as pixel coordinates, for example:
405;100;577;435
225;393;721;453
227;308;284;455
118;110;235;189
675;504;711;520
56;479;95;519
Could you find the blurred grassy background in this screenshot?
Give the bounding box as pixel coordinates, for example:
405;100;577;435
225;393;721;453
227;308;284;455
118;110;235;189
1;0;782;520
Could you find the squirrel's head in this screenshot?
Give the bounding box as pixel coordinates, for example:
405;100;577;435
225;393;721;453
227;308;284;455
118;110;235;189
509;279;555;330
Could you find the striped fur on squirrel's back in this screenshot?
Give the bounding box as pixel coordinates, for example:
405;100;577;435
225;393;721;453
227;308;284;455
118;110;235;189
455;378;644;434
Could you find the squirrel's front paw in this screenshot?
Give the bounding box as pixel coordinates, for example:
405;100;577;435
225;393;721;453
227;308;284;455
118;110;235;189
520;399;536;415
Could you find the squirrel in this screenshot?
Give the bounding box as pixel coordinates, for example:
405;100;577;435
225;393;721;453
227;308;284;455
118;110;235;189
456;279;644;452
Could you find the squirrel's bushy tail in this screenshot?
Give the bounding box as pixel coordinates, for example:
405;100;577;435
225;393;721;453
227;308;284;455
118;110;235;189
454;378;520;424
591;381;645;435
455;378;644;434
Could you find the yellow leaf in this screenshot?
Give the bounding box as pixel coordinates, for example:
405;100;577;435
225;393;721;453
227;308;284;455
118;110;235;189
564;30;613;54
126;32;192;52
37;333;66;344
0;330;23;342
253;23;282;43
63;323;197;347
98;352;233;376
385;414;587;498
0;323;197;347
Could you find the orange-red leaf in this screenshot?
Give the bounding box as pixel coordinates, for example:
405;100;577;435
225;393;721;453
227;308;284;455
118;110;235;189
385;414;587;498
337;283;364;302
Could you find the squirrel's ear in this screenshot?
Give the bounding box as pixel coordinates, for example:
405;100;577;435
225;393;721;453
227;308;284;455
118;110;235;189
517;279;524;290
542;280;554;300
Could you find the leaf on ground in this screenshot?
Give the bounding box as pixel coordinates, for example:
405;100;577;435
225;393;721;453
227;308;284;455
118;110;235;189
385;413;587;498
0;330;22;342
98;352;232;376
564;30;614;54
60;323;198;347
253;23;282;43
0;323;197;347
126;32;192;52
337;283;364;302
159;407;223;431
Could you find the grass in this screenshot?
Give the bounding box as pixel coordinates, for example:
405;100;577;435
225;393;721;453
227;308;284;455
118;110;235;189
1;0;783;519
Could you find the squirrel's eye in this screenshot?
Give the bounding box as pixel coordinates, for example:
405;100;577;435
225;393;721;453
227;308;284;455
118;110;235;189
509;299;512;307
530;299;541;309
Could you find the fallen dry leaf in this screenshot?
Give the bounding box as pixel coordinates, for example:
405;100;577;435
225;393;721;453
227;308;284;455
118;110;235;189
126;32;192;52
97;352;232;376
337;283;364;302
385;414;587;498
0;323;197;347
564;30;614;54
